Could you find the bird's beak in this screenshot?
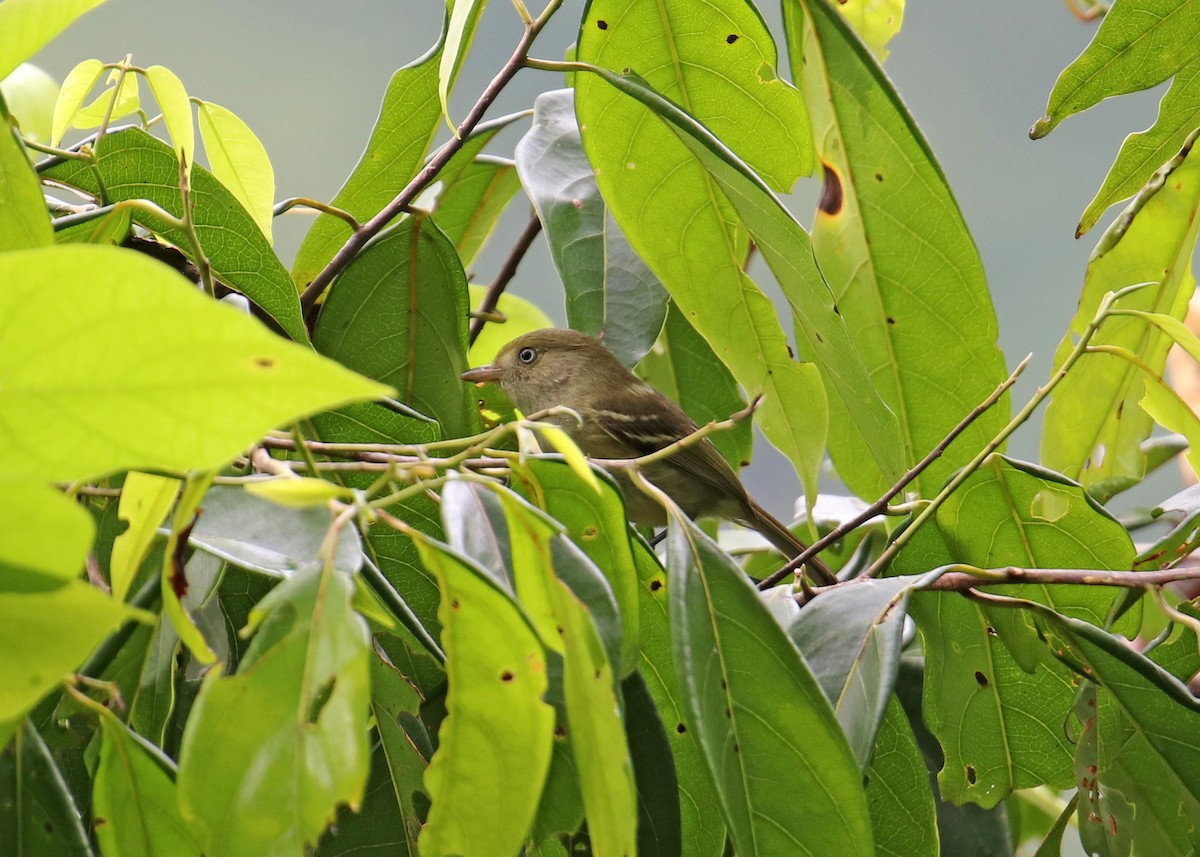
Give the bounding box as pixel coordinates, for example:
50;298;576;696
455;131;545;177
461;364;503;384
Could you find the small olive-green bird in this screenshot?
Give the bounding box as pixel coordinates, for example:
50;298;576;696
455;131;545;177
462;327;833;584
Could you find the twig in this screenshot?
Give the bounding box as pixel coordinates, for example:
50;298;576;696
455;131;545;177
299;0;564;313
864;281;1154;578
468;212;543;346
758;356;1029;590
273;197;361;230
920;566;1200;591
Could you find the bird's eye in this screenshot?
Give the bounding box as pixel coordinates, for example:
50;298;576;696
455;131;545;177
517;347;537;364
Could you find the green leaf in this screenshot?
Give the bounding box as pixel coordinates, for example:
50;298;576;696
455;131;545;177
438;0;487;131
160;471;217;665
195;99;274;243
184;485;362;577
515;88;668;367
243;476;348;508
93;705;204;856
0;245;387;482
787;575;912;769
408;533;555;857
786;0;1008;499
0;111;51;250
576;1;846;502
622;670;682;857
576;61;905;501
0;720;93;857
896;524;1077;808
313;214;476;438
50;58;102;146
491;488;637;857
1139;361;1200;477
72;67;139;128
0;480;93;578
0;0;108;83
666;513;873;856
144;65;193;181
1032;0;1200;139
292;42;442;288
0;564;137;724
513;459;641;675
1042;137;1200;493
432;155;521;268
41;127;308;341
1;62;58;145
864;698;938;857
110;471;178;601
177;565;372;857
632;538;725;856
53;204;131;245
833;0;904;61
1027;603;1200;855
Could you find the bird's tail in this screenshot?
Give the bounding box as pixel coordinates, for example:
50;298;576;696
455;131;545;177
744;497;836;585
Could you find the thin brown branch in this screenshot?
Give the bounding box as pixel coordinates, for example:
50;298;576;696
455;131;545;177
299;2;563;313
758;355;1030;590
468;212;543;346
923;566;1200;591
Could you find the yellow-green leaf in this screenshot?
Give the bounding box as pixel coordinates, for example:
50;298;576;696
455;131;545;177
72;67;139;129
244;476;347;509
110;472;179;602
196;99;274;242
0;0;108;83
144;64;193;181
51;58;103;145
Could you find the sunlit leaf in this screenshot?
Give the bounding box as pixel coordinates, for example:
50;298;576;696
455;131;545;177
144;65;193;181
196;99;274;242
0;112;51;250
0;245;387;482
0;0;108;83
110;471;179;601
50;57;102;145
0;480;93;578
1;62;58;144
72;67;139;128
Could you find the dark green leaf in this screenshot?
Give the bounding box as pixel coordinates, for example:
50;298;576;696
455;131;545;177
666;513;872;855
314;214;476;439
0;720;93;857
433;155;522;270
622;670;682;857
41;128;307;341
864;698;938;857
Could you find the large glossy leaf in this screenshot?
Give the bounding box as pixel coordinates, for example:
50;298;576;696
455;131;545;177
1041;139;1200;495
1025;602;1200;855
313;215;476;439
632;539;725;857
1031;0;1200;234
0;110;51;250
183;485;362;577
409;533;555;857
0;245;386;482
785;0;1008;499
666;513;872;856
636;304;752;470
575;0;837;500
2;62;59;145
576;59;905;501
516;88;668;366
788;575;912;768
177;565;372;857
93;706;203;857
0;720;93;857
41;128;307;341
0;0;107;82
292;41;442;288
895;525;1076;807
